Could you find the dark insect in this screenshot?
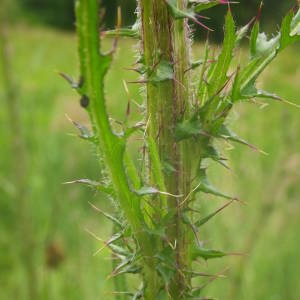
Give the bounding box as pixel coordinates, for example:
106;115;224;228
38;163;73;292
80;95;89;108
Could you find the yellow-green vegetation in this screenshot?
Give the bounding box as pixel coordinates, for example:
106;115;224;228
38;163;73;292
1;15;300;300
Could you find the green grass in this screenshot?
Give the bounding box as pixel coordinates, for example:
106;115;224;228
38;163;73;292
0;23;300;299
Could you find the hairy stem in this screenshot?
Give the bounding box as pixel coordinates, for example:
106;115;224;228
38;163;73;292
75;0;161;296
138;0;192;297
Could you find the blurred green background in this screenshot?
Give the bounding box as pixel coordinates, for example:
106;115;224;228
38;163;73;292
0;0;300;299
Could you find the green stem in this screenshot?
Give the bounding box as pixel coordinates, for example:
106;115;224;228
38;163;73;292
138;0;192;298
75;0;160;297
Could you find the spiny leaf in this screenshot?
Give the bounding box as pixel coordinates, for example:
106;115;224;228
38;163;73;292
109;244;131;257
191;268;229;297
165;0;212;30
112;264;142;277
135;186;158;195
88;201;123;228
103;27;140;39
193;0;234;13
192;247;228;260
198;39;209;105
132;289;144;300
253;90;300;108
235;7;300;102
145;226;166;238
200;143;228;167
217;125;265;153
207;10;236;97
156;264;175;285
191;59;204;70
155;246;176;267
94;232;123;256
66;115;96;143
175;119;205;142
236;20;254;44
184;269;226;278
195;168;235;200
124;121;145;138
250;21;259;57
124;153;141;190
279;8;300;50
110;254;138;277
63;178;114;194
148;60;174;83
134;186;182;198
290;7;300;36
162;160;177;175
194;200;234;227
148;136;168;204
59;72;81;89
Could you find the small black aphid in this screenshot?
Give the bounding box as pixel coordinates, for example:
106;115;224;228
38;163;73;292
80;95;89;108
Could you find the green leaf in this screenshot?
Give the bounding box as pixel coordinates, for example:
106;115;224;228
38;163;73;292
194;200;233;227
250;21;259;57
67;116;96;143
217;125;263;152
201;143;227;165
207;10;235;97
175;119;204;141
235;21;252;44
291;8;300;36
192;247;228;260
280;8;300;50
156;289;170;300
191;59;204;70
239;51;276;96
145;226;166;238
255;90;300;107
135;186;158;195
148;136;167;200
193;0;230;13
166;0;197;20
104;27;140;39
195;168;234;200
279;11;294;50
63;178;114;194
109;244;131;257
124;152;141;190
165;0;211;30
156;264;175;285
113;264;142;277
89;202;124;228
134;186;181;198
198;39;209;105
148;60;174;83
155;246;176;267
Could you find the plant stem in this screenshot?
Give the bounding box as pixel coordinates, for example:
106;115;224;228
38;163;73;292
138;0;192;297
75;0;160;297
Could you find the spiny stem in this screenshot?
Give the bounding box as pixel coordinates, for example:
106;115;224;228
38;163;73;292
138;0;192;297
75;0;160;296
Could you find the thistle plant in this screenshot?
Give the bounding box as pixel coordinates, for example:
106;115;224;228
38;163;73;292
66;0;300;299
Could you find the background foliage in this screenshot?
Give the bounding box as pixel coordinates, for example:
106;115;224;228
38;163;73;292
19;0;295;39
